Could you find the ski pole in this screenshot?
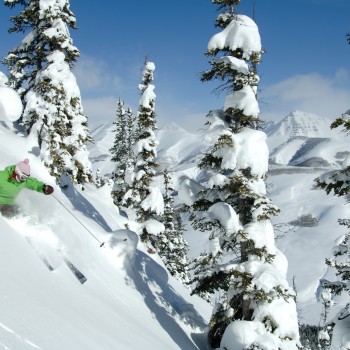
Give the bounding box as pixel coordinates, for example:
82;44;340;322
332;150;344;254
53;194;106;248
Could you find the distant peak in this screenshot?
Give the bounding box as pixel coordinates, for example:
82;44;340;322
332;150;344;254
161;122;186;132
267;110;332;138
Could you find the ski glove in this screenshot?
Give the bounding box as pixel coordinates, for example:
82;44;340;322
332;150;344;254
43;184;54;195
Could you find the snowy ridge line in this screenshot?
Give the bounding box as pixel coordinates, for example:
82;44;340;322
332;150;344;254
267;166;327;175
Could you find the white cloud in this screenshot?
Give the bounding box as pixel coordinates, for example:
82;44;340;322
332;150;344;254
260;69;350;121
73;55;123;91
82;96;116;129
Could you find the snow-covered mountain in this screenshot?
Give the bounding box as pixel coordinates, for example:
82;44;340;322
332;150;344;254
92;110;349;176
90;121;208;190
265;111;349;167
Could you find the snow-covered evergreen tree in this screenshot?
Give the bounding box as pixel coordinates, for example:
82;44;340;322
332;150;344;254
183;1;300;348
110;99;128;204
3;0;92;185
123;60;164;246
125;107;136;171
158;169;189;284
315;109;350;350
95;168;106;188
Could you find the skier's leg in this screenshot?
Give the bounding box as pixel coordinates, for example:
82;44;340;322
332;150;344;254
0;204;20;218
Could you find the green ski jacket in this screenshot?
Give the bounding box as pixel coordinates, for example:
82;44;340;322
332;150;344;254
0;165;45;205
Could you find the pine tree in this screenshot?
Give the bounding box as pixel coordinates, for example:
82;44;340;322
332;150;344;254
3;0;92;185
95;168;105;188
158;169;189;284
185;1;300;348
110;99;128;204
123;60;164;245
126;107;136;171
315;109;350;349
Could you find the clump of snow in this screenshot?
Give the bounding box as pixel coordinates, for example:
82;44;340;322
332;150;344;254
139;84;156;108
243;259;291;293
207;202;242;234
208;173;229;188
255;298;300;344
144;61;155;73
224;85;260;118
0;86;23;121
214;56;249;74
220;320;266;350
208;14;261;59
244;221;276;253
144;219;165;236
108;229;138;271
177;177;205;206
134;129;158;156
141;186;164;216
214;128;268;176
221;296;299;350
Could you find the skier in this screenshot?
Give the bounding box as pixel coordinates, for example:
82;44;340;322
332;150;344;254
0;158;54;218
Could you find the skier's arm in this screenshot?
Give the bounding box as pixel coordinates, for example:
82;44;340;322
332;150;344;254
24;177;52;194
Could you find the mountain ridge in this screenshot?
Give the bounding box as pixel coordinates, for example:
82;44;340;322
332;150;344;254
90;110;348;176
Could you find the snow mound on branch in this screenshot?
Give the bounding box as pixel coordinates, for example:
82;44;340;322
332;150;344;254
214;128;268;176
208;14;261;59
141;187;164;216
224;85;260;118
221;297;300;350
177;177;205;206
145;219;165;236
207;202;242;234
244;221;276;252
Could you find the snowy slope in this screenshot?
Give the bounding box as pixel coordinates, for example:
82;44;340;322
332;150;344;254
266;167;348;324
0;124;211;350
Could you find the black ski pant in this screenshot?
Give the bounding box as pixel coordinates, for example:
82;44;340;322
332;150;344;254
0;204;20;218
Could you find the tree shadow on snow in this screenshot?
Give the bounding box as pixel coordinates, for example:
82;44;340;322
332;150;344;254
59;184;112;233
131;250;210;350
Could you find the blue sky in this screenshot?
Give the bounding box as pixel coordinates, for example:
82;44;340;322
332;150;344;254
1;0;350;131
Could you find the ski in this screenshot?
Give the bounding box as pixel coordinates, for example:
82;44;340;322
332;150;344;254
4;216;87;284
25;236;55;272
60;252;87;284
